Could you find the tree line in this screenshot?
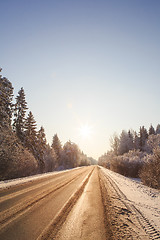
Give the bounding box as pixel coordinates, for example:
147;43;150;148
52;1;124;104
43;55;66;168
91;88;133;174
98;125;160;189
0;69;95;180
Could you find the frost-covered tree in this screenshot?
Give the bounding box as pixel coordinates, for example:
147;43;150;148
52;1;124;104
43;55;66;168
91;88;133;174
36;126;47;172
98;151;114;168
13;87;28;142
110;150;145;177
118;130;133;155
51;134;62;166
0;70;38;180
62;141;80;168
24;112;46;172
110;133;119;156
145;134;160;153
37;126;46;150
44;144;57;171
0;127;38;180
24;111;37;154
0;68;13;126
139;126;148;151
140;134;160;189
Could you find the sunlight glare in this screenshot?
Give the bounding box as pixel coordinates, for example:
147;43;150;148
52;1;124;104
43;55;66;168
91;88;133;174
79;124;93;139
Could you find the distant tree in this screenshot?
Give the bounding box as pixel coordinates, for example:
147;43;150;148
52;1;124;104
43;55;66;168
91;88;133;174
98;151;114;169
37;126;47;150
13;87;28;142
44;144;57;172
36;126;47;172
110;133;119;156
148;124;155;135
128;130;134;150
139;126;148;151
156;124;160;134
88;157;97;165
0;68;13;126
133;131;140;150
62;141;80;168
118;130;132;155
78;151;90;166
24;111;37;154
51;134;62;166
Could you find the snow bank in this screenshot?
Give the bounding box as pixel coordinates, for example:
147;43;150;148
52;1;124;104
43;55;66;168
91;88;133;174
0;169;72;190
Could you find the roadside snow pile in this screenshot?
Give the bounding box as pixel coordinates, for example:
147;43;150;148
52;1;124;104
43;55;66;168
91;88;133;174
101;167;160;234
0;169;72;190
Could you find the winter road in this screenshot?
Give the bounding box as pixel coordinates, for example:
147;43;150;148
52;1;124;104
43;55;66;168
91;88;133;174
0;166;160;240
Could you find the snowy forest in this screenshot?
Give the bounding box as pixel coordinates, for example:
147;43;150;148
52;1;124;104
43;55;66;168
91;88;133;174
98;125;160;189
0;69;96;181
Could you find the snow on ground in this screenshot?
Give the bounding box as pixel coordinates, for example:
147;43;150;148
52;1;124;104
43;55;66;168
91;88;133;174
101;167;160;234
0;169;73;190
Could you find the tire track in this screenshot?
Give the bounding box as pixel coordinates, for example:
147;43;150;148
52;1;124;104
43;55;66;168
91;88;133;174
0;168;89;233
0;168;82;202
99;168;160;240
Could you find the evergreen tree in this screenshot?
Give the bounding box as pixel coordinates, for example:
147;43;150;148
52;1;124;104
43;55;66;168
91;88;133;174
133;131;140;150
51;134;62;166
13;87;28;142
0;70;38;180
0;68;13;126
36;126;47;172
37;126;46;149
156;124;160;134
24;111;37;154
128;130;134;150
139;126;148;151
148;124;155;135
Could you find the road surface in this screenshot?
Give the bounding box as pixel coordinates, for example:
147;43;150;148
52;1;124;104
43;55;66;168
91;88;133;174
0;166;160;240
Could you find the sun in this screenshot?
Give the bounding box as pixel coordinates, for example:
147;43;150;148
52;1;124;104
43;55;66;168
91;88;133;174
79;124;93;139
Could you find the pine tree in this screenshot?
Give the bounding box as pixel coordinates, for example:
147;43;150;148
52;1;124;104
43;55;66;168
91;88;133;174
24;111;37;154
156;124;160;134
148;124;155;135
128;130;134;150
133;131;140;150
139;126;148;151
51;134;62;166
37;126;46;149
13;87;28;142
36;126;46;172
0;68;13;126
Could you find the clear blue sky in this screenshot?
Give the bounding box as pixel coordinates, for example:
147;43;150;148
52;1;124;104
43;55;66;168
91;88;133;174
1;0;160;159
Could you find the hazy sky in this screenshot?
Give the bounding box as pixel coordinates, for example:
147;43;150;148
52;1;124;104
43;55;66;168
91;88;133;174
1;0;160;159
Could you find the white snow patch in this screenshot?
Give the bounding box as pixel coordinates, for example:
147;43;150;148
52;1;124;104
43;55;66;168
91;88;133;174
100;167;160;233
